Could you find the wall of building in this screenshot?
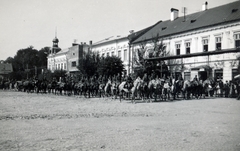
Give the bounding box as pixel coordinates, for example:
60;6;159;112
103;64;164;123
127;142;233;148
47;49;67;72
67;45;81;73
53;53;67;71
92;37;131;74
132;21;240;82
67;44;89;73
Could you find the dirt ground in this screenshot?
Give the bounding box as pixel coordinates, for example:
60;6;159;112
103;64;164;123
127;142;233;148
0;90;240;151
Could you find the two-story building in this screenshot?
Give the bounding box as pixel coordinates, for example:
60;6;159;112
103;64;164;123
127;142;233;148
131;1;240;82
67;42;90;74
92;36;130;75
47;37;90;74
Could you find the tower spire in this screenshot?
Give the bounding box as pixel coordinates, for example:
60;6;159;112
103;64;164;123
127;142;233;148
55;26;57;38
52;27;60;54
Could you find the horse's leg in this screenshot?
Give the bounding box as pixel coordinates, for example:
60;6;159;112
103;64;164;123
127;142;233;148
119;91;122;102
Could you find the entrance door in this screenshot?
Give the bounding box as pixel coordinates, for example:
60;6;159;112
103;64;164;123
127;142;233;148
199;71;207;81
214;69;223;80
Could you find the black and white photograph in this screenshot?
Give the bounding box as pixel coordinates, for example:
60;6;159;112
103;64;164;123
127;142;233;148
0;0;240;150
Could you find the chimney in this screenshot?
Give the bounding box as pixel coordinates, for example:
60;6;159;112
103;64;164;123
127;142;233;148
89;40;92;46
171;8;179;21
72;39;79;46
202;1;208;11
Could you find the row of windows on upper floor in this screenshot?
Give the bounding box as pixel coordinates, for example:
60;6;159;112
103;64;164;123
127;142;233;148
94;45;128;53
100;49;128;61
48;63;67;71
174;33;240;55
95;33;240;59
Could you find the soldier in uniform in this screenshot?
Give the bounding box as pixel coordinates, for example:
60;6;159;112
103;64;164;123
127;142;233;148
142;73;148;83
116;73;122;83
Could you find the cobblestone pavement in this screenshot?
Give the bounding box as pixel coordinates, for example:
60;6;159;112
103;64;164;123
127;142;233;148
0;90;240;151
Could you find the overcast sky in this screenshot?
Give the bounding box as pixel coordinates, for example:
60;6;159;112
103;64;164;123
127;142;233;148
0;0;237;60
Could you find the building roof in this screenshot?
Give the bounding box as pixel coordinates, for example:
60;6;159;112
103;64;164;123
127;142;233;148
0;63;13;74
132;1;240;44
93;35;128;46
128;21;162;43
55;48;69;55
52;37;59;43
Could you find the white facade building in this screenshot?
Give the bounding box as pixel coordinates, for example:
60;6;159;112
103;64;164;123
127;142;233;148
47;37;89;74
48;48;68;71
91;36;131;75
131;1;240;82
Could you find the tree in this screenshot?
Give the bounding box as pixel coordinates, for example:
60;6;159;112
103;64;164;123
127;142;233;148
52;70;67;81
97;55;124;78
4;46;50;80
133;35;169;77
77;51;101;78
132;38;149;77
37;47;49;68
4;57;14;64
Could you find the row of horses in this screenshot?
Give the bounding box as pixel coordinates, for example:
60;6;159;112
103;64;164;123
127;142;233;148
11;77;215;103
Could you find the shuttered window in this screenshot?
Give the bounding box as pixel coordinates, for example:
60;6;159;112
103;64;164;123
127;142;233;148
234;33;240;48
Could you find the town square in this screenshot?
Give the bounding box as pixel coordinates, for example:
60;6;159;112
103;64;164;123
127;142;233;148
0;0;240;150
0;90;240;151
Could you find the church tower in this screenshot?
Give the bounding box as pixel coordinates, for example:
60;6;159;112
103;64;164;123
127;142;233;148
51;28;61;54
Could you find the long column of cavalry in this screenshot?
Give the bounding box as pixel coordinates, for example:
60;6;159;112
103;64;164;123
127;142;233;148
10;73;221;103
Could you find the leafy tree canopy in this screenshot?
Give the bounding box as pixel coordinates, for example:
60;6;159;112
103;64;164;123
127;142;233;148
97;55;124;78
77;51;101;78
3;46;50;80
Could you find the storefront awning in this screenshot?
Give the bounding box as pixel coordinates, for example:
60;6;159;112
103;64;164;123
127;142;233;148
191;65;212;71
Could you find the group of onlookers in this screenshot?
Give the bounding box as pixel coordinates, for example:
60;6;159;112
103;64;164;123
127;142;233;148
215;79;240;100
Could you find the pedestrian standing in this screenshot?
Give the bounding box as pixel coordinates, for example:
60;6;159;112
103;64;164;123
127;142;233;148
237;80;240;100
224;81;230;98
230;81;237;98
219;80;224;97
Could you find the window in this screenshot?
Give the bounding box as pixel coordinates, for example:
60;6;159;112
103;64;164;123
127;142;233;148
111;51;114;56
64;63;66;70
61;63;63;69
176;44;180;55
184;72;190;80
58;64;60;69
118;50;121;58
234;33;240;48
202;39;209;52
72;61;76;67
232;69;238;80
185;42;191;54
214;69;223;80
215;37;222;50
124;49;128;61
107;52;109;56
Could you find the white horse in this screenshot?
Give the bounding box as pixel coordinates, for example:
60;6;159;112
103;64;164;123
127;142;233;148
118;81;133;102
104;79;112;97
131;77;143;103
